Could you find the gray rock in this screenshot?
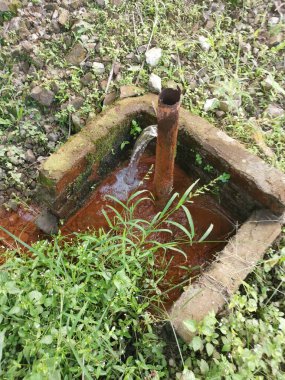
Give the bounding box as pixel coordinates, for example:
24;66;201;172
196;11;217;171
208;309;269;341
81;72;93;86
113;62;121;76
0;1;9;12
266;104;285;118
165;80;183;93
137;44;148;54
61;97;84;110
120;85;144;99
31;86;55;106
35;210;59;235
215;110;225;118
32;56;45;69
148;73;161;93
110;0;123;5
25;149;36;163
67;0;84;10
0;195;5;205
71;113;83;132
37;156;46;163
219;100;230;112
47;133;59;142
0;182;7;191
21;40;33;53
7;149;21;165
185;75;198;90
6;200;18;212
66;43;87;65
126;52;135;60
93;62;105;74
96;0;106;7
43;124;53;133
205;18;215;30
103;91;117;106
19;61;30;74
99;79;108;90
71;20;92;33
58;8;70;26
269;34;284;47
0;168;5;180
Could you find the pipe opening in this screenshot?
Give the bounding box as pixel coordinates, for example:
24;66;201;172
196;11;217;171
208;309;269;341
159;87;181;106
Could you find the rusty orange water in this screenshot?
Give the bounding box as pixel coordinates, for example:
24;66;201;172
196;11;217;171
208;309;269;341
0;206;42;256
63;155;234;304
0;154;234;304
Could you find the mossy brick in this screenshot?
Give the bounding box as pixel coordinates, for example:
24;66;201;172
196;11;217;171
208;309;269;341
38;93;285;219
38;95;156;216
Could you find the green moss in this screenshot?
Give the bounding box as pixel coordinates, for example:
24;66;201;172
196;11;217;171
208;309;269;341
37;171;56;189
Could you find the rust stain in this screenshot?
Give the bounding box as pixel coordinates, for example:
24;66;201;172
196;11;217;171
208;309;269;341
153;88;181;207
0;206;43;256
56;156;88;194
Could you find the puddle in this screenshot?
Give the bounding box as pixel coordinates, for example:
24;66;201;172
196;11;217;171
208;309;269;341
0;154;234;305
61;154;235;305
0;206;43;255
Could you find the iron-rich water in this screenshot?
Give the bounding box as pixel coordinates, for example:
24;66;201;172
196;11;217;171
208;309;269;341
61;154;235;306
0;140;235;306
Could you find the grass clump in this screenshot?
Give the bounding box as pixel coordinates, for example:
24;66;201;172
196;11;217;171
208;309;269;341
0;231;167;379
0;224;168;377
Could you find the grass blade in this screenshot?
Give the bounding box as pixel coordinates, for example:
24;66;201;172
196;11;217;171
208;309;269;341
167;220;193;244
198;223;214;242
176;179;200;208
182;205;195;239
0;225;37;254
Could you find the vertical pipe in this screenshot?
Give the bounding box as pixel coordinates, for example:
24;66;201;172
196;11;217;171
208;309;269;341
153;87;181;206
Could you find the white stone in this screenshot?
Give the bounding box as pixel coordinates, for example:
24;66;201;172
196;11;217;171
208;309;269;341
0;1;9;12
198;36;211;52
92;62;105;74
145;47;162;67
268;17;279;26
266;104;285;118
148;73;161;93
204;98;219;112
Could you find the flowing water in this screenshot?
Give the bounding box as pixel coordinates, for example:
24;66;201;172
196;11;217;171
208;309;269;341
125;125;157;185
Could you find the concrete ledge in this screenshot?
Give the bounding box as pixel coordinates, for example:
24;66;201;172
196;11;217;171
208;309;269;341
39;94;285;218
38;95;156;217
169;209;282;342
179;110;285;215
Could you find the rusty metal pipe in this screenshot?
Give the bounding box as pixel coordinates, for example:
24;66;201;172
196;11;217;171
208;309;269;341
153;87;181;206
